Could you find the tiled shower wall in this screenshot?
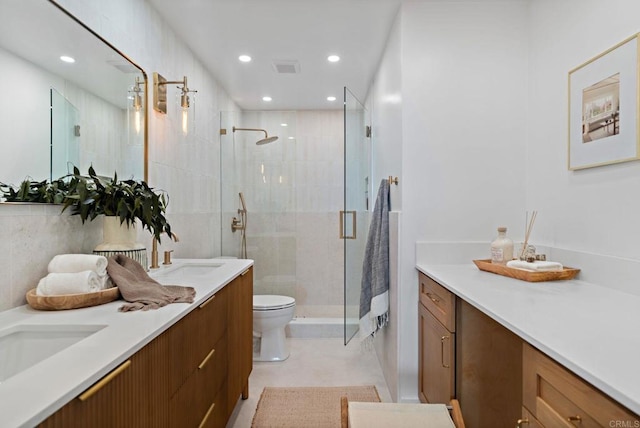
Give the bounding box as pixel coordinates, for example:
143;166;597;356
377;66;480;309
222;110;344;317
295;111;344;317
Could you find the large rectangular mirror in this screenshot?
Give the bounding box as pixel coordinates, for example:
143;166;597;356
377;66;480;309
0;0;147;187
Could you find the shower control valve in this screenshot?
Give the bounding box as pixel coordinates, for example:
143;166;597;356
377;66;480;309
231;216;245;232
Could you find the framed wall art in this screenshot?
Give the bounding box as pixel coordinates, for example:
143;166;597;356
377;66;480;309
568;33;640;170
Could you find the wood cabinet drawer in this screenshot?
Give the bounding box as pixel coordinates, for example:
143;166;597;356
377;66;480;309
199;384;229;428
419;272;455;331
523;343;639;427
169;286;228;395
197;285;229;352
200;334;228;401
169;336;228;428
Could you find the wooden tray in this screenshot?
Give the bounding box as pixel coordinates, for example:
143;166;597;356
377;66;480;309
26;287;120;311
473;259;580;282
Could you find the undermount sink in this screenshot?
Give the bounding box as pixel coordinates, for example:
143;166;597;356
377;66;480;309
155;262;224;280
0;324;106;383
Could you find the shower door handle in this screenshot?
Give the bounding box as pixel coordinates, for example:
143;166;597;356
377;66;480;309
339;210;356;239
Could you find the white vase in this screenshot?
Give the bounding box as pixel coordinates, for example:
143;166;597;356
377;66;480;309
95;216;145;251
93;216;148;269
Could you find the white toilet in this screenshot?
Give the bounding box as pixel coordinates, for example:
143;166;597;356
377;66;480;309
253;295;296;362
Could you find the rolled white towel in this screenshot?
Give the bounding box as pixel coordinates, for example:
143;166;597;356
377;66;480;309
506;260;563;272
48;254;108;276
36;271;102;296
100;275;114;290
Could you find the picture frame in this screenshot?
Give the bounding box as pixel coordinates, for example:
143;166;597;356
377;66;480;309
568;33;640;170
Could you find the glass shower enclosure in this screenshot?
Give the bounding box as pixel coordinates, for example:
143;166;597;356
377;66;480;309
343;87;371;345
220;101;370;346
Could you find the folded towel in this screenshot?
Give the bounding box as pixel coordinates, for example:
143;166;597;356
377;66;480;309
506;260;563;272
48;254;108;276
36;271;102;296
107;254;196;312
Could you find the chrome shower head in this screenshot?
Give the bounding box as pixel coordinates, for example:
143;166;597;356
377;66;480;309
232;126;278;145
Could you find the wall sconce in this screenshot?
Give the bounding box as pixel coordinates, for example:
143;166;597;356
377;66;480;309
128;76;144;136
153;72;197;135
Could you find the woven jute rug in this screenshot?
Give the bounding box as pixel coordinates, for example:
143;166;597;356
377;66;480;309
251;385;381;427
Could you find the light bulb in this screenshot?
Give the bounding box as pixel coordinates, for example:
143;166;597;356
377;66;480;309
134;110;141;135
182;108;189;135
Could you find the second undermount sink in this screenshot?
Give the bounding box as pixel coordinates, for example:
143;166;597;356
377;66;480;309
155;262;224;280
0;324;106;383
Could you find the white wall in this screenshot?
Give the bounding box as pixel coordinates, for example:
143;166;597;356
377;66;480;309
0;47;52;184
367;9;403;401
0;0;238;311
369;1;529;402
527;0;640;259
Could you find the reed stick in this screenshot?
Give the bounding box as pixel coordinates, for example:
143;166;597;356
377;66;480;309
520;210;538;259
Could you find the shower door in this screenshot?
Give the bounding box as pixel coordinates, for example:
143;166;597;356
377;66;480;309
343;87;371;345
50;88;79;180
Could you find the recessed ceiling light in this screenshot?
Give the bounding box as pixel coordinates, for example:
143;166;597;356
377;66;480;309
281;123;288;127
327;96;337;101
288;137;295;140
238;55;252;62
327;55;340;63
60;55;75;63
262;96;272;102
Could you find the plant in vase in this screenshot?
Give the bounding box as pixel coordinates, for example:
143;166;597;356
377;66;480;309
61;166;175;267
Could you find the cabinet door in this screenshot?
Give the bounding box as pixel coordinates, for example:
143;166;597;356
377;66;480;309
227;267;254;417
419;303;455;404
456;299;523;428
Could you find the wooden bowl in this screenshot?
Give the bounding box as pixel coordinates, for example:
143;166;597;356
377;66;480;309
26;287;120;311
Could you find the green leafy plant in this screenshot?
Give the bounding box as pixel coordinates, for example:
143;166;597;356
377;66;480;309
61;166;174;243
0;177;71;204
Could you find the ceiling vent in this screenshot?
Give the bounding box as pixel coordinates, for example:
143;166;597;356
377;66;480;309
272;60;300;74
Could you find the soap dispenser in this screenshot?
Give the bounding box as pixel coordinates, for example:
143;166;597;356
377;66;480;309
491;227;513;264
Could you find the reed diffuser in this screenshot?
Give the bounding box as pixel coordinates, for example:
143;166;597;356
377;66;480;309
519;210;538;260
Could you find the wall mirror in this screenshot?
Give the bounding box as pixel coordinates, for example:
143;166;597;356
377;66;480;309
0;0;147;189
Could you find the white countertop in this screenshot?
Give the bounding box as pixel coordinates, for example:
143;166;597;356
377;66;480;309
0;258;253;428
416;262;640;415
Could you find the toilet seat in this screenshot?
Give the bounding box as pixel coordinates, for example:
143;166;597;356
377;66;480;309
253;295;295;311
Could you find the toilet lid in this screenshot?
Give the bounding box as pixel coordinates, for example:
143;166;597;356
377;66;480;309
253;295;296;310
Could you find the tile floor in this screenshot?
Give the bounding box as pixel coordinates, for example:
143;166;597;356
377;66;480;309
227;338;392;427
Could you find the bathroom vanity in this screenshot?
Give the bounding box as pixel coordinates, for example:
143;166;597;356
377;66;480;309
0;258;253;428
417;264;640;427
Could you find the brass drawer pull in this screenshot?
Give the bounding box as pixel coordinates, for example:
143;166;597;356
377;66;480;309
567;415;582;423
426;292;440;304
441;335;450;368
516;418;529;427
198;401;216;428
78;360;131;402
199;294;216;309
241;268;250;276
198;348;216;370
